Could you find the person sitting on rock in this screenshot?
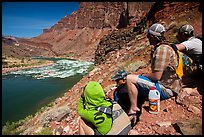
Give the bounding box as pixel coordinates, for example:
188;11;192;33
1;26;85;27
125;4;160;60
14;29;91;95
126;23;182;127
176;24;202;78
77;81;113;135
111;70;130;113
106;70;145;126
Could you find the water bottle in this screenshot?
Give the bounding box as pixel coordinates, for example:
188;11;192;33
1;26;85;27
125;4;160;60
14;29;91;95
148;87;160;114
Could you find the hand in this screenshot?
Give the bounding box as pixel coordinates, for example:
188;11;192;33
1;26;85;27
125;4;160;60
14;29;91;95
105;87;117;100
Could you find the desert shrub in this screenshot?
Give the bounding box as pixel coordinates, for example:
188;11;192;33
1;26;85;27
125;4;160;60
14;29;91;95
2;115;33;135
87;64;94;72
34;127;52;135
2;121;21;135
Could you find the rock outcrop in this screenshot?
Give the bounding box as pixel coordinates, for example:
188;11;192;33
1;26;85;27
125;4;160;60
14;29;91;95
3;2;155;62
3;2;202;135
2;36;56;59
95;2;202;65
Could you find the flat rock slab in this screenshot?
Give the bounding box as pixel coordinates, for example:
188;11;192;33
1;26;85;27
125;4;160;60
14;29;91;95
176;118;202;135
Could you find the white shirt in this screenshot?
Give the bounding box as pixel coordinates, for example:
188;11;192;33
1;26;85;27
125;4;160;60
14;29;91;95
181;37;202;54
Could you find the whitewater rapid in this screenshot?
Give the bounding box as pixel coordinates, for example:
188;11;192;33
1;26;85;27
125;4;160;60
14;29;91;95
5;59;94;79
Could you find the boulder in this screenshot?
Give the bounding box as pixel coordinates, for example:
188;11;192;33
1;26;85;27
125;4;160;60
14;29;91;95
176;118;202;135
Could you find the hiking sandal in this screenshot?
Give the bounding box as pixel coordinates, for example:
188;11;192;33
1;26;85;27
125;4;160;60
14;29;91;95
128;113;137;128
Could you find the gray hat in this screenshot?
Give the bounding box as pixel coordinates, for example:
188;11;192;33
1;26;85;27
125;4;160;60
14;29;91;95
178;24;194;35
148;23;165;37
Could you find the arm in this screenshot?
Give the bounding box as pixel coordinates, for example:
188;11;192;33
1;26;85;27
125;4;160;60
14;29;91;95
105;86;117;100
77;97;94;122
176;43;186;52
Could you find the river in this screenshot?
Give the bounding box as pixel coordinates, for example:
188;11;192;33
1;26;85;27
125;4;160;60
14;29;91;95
2;57;94;126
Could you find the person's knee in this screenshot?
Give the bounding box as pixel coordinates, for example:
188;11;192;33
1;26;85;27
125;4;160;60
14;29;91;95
79;118;83;127
79;118;95;135
126;74;137;84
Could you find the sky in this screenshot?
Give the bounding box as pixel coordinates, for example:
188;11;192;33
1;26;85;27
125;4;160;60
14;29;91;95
2;2;80;38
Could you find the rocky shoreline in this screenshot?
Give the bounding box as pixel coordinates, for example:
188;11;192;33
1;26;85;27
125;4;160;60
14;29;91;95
2;62;55;74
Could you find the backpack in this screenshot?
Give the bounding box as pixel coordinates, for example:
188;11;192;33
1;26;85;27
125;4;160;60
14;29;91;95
95;100;131;135
153;42;183;79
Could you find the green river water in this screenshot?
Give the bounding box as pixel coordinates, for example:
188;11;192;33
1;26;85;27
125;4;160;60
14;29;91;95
2;57;93;126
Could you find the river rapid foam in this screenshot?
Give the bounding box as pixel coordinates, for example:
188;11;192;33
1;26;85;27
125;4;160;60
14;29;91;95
4;59;94;79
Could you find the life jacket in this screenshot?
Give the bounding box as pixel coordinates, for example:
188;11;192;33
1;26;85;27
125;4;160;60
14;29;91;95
152;42;183;79
95;100;131;135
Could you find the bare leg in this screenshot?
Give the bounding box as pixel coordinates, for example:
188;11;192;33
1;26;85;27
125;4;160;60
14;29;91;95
126;74;140;114
79;118;95;135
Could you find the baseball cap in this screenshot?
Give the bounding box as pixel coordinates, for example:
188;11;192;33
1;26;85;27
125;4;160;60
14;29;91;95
147;23;165;36
178;24;194;35
111;70;128;81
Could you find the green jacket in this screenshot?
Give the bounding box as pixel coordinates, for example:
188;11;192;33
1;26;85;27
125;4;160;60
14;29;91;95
77;81;112;135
